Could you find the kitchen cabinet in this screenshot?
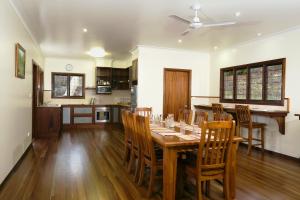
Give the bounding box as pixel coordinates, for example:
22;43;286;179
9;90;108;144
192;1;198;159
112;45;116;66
96;67;112;86
35;106;61;138
96;67;112;94
112;106;119;123
61;104;129;129
130;59;138;85
96;67;130;93
112;68;130;90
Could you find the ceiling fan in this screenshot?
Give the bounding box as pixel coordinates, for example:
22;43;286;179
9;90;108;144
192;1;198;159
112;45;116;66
170;4;237;36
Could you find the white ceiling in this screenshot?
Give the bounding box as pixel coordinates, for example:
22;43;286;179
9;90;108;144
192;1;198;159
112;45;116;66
11;0;300;60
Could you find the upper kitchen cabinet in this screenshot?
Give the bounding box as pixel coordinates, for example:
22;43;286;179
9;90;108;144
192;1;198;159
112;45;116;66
96;67;112;94
130;59;138;85
112;68;130;90
96;67;112;86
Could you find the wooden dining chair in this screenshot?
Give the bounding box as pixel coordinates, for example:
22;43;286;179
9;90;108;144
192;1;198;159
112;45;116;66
178;108;193;124
235;105;265;155
185;120;236;200
135;107;152;117
214;113;233;121
127;112;142;182
194;110;208;127
136;115;163;197
212;103;224;120
121;110;131;166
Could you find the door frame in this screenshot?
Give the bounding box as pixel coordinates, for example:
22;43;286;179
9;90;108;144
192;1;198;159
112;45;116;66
163;68;192;118
32;60;43;139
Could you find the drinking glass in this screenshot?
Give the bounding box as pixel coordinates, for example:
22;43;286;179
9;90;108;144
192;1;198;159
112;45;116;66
180;120;186;134
165;116;170;128
192;125;199;134
168;114;175;127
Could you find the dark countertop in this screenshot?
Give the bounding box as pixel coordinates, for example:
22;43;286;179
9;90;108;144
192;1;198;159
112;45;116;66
61;104;130;107
37;104;61;108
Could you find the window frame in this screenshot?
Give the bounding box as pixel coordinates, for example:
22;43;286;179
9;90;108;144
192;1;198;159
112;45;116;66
51;72;85;99
220;58;286;106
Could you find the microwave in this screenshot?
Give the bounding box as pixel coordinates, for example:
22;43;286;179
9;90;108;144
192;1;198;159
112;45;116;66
96;85;112;94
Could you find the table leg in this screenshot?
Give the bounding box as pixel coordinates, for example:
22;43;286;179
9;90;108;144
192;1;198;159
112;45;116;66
163;147;178;200
230;142;239;199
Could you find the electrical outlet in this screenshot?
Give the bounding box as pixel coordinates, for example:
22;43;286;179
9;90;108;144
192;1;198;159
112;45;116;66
27;132;30;137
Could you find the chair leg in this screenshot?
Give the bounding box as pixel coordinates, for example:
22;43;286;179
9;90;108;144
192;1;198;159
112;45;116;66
134;153;141;182
197;179;203;200
261;127;265;154
223;173;230;200
138;159;145;186
237;125;240;137
205;181;210;197
147;167;156;197
127;151;134;173
247;127;253;156
123;145;130;166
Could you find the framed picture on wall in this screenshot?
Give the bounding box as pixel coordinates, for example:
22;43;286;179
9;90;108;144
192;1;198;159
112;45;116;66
15;43;26;79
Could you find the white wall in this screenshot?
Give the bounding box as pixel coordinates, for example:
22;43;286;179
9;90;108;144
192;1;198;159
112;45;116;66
43;57;130;105
209;28;300;158
0;0;44;184
137;46;210;114
44;57;96;89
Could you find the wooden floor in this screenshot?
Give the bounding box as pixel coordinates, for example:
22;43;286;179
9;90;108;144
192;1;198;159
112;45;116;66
1;126;300;200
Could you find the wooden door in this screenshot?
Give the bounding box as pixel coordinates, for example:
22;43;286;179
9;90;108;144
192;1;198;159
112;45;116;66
163;68;191;120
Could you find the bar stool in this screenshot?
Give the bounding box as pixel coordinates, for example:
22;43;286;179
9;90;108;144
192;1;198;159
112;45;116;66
178;108;193;124
235;105;265;155
135;107;152;117
194;110;208;127
212;103;224;120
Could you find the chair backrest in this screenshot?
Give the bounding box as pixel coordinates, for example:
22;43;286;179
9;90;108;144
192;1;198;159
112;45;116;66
197;120;235;172
127;112;140;148
121;110;131;142
212;103;224;120
213;113;233;121
135;107;152;117
194;110;208;127
235;105;252;125
178;108;193;124
135;115;156;161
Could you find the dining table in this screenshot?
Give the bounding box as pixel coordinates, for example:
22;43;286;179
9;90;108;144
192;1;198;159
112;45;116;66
150;122;242;200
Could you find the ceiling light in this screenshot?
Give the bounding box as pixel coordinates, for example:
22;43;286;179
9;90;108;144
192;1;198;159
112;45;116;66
86;47;107;58
235;12;241;17
257;33;262;36
214;46;219;50
83;28;88;33
178;39;182;43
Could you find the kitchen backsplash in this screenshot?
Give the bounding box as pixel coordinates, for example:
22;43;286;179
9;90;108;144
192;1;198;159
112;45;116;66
43;89;131;105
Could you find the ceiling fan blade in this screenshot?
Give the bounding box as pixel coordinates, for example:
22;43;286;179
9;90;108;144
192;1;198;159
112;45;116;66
169;15;191;24
198;10;215;23
181;29;191;36
202;21;236;28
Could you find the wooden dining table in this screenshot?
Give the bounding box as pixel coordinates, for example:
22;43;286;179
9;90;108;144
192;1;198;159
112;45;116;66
151;123;242;200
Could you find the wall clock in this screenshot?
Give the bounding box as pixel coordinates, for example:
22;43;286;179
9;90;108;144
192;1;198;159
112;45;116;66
65;64;73;71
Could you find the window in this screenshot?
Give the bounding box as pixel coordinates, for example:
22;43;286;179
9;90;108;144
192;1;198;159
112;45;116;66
52;73;85;98
220;58;285;105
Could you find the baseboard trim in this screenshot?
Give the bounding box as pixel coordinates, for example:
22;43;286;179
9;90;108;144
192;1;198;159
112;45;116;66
239;143;300;162
0;143;32;188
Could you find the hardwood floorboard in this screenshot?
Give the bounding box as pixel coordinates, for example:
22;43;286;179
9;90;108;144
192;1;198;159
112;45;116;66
1;126;300;200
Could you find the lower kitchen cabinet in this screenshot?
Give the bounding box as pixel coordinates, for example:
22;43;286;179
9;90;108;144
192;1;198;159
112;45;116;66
35;106;61;138
61;104;129;129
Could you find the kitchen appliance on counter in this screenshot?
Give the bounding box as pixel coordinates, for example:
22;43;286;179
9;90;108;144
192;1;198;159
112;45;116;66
130;85;137;111
90;97;96;105
95;107;111;122
96;85;112;94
